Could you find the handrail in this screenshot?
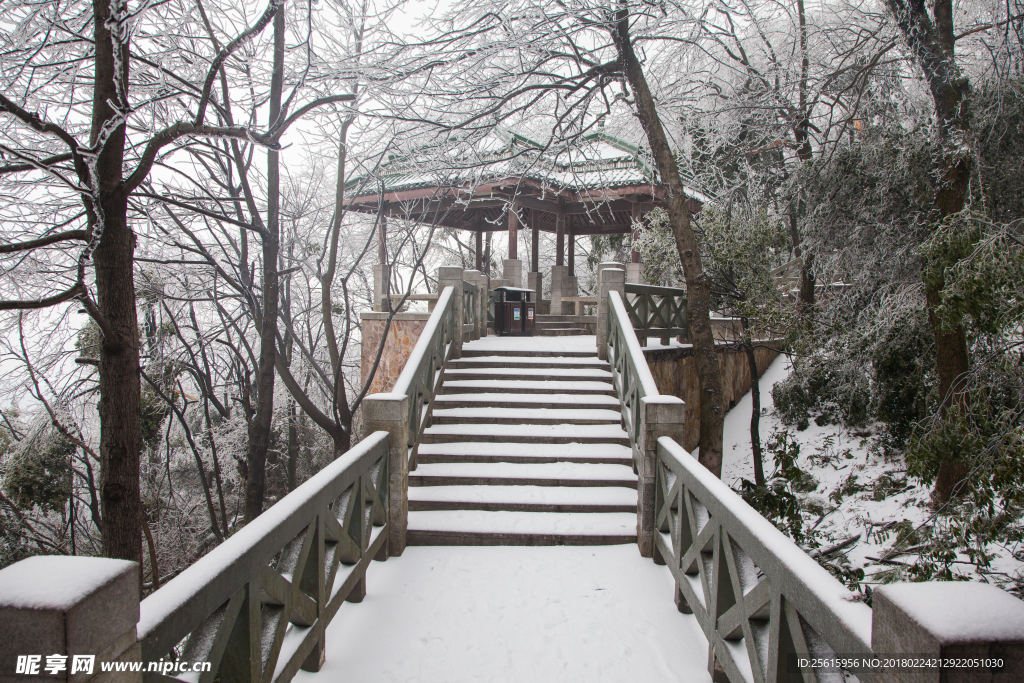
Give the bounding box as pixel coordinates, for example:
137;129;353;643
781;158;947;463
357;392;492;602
623;282;689;345
391;286;456;461
607;289;659;469
138;431;390;683
655;437;873;682
608;285;874;682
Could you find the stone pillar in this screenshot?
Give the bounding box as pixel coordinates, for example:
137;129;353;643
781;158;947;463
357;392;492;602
477;271;489;338
626;262;645;284
0;556;141;683
871;582;1024;683
361;394;410;557
528;271;543;309
502;259;523;288
596;265;625;360
436;266;464;359
372;264;390;312
637;397;685;557
550;264;569;315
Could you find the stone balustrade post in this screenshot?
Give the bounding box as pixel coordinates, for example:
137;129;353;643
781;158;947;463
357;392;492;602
549;265;569;315
596;265;625;361
502;259;523;288
0;556;140;683
871;582;1024;683
464;270;485;340
361;393;410;557
372;264;390;312
477;272;489;338
638;397;684;558
436;266;464;359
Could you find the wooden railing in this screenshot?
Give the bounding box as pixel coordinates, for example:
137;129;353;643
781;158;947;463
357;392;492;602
655;437;873;683
623;282;688;346
137;431;391;683
390;286;456;466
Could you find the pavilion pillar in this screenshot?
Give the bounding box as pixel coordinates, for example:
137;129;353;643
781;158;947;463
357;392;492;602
529;209;542;306
551;208;568;314
373;211;390;311
566;226;578;303
475;228;483;272
502;203;522;287
627;203;645;284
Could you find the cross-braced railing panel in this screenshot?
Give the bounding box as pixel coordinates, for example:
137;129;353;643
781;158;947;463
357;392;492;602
655;437;872;683
624;283;689;345
391;286;456;464
606;290;660;469
138;432;390;683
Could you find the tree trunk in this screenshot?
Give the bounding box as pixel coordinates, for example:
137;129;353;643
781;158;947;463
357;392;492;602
612;11;725;476
741;319;765;486
885;0;972;503
244;5;285;523
92;0;143;564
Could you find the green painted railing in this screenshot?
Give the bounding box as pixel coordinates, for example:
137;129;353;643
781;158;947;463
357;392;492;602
623;282;688;346
138;431;390;683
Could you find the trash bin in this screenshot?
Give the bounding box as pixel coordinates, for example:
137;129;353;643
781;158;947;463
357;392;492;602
493;286;535;336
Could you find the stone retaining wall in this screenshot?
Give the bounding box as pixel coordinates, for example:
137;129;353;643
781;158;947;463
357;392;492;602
360;312;430;395
643;342;781;451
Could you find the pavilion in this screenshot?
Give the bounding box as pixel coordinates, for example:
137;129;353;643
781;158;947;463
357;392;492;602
343;128;699;315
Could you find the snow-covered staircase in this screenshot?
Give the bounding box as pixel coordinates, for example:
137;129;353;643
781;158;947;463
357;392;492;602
407;337;638;545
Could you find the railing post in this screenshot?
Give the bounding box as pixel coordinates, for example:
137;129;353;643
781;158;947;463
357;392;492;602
638;396;684;558
373;263;390;312
464;270;483;341
597;265;625;361
477;272;489;338
437;267;464;359
871;582;1024;683
0;556;140;682
361;394;410;557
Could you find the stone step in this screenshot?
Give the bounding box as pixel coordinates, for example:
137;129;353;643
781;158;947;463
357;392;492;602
431;407;622;426
406;510;637;546
535;328;591;337
408;485;637;513
535;315;597;323
415;441;632;465
409;461;637;488
420;423;629;445
449;356;608;370
443;366;613;382
433;393;620;410
440;379;616;395
461;348;597;359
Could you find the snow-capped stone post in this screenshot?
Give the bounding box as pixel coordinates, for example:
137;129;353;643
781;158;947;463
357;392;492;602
464;269;485;340
437;267;464;359
871;582;1024;683
477;271;489;338
638;396;684;558
361;393;410;557
0;556;141;683
596;264;625;360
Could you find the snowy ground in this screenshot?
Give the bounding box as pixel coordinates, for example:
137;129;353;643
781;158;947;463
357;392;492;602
298;546;711;683
721;355;1024;592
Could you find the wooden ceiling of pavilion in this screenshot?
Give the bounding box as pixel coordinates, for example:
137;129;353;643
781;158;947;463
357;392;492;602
342;130;701;236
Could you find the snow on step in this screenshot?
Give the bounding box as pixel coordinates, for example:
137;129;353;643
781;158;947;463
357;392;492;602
434;392;620;407
431;407;622;423
422;423;628;443
462;335;598;353
442;379;614;393
408;510;637;536
409;485;637;507
452;355;608;367
413;461;637;482
444;367;612;379
416;441;631;461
